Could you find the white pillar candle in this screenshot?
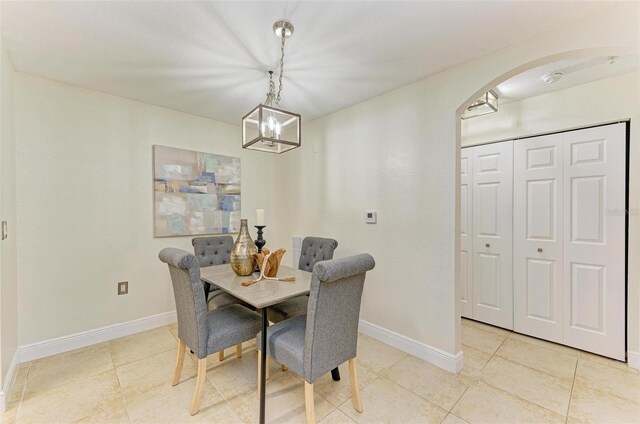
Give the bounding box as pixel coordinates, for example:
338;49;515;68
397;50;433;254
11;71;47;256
256;209;265;226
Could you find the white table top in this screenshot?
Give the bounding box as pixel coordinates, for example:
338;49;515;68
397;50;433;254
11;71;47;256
200;264;312;309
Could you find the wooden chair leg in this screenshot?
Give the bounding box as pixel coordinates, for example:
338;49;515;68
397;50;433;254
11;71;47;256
218;350;225;361
266;356;270;380
348;358;363;413
189;358;207;416
172;339;186;386
257;352;262;398
236;343;243;358
304;381;315;424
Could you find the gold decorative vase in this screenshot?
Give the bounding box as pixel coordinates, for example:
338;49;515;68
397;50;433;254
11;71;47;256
230;219;258;276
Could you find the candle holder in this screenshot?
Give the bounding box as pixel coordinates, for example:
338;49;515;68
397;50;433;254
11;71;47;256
254;226;266;253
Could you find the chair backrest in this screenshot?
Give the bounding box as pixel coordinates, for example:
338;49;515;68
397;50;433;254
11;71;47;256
192;236;234;267
298;237;338;272
158;248;209;358
303;253;375;383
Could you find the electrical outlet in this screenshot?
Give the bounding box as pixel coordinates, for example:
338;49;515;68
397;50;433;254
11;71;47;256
118;281;129;295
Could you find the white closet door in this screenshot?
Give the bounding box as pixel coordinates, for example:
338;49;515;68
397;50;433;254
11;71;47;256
459;148;473;318
563;123;626;360
513;134;564;342
472;141;513;329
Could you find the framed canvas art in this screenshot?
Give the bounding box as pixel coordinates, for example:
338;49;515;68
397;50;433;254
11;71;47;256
153;145;241;237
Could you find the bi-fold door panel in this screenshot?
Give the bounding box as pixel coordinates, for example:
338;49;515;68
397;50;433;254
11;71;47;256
513;134;564;342
562;123;626;360
472;141;513;330
459;149;473;318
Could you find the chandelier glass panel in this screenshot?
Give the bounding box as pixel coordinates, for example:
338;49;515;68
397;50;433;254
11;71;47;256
242;20;301;153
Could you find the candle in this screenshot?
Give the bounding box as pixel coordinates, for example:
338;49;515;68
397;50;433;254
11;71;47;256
256;209;265;226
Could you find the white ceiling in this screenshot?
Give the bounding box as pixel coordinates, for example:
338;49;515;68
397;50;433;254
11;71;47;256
1;1;617;125
496;54;640;103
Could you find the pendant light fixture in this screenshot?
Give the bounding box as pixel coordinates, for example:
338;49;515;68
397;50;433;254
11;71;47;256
242;20;301;153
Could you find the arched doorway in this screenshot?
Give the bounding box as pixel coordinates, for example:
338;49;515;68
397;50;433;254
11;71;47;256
454;47;639;364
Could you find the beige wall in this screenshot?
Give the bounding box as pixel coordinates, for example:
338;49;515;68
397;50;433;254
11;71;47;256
0;40;18;389
269;3;640;359
462;70;640;354
14;74;278;345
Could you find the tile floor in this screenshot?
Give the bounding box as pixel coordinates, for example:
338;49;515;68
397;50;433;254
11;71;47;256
2;318;639;423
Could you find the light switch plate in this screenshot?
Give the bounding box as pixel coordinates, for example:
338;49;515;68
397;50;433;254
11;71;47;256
365;211;377;224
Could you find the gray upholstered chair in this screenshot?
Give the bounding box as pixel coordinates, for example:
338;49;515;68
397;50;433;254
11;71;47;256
266;236;338;376
193;235;252;361
267;236;338;323
257;253;375;423
159;247;262;416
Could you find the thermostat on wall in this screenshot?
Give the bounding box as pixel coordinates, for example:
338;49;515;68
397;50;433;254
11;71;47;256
365;211;377;224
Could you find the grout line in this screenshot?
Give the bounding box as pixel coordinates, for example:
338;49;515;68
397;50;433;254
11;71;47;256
469;324;578;383
448;383;472;414
380;375;449;415
565;359;579;424
108;340;132;424
464;327;569;419
479;379;566;418
10;363;31;419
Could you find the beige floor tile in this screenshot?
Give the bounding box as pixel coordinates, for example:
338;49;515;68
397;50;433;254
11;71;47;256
226;370;335;424
301;334;405;407
480;356;572;416
356;335;408;379
0;408;17;424
17;369;128;424
579;350;637;373
574;357;640;404
339;377;447;423
460;344;492;380
6;364;31;409
495;336;577;381
125;375;241;424
168;323;178;340
442;413;470;424
568;384;640;424
318;409;357;424
461;325;507;355
452;381;565;424
462;319;510;337
24;343;113;396
206;348;281;401
305;362;369;408
384;356;472;411
110;327;177;367
116;348;198;400
508;332;579;357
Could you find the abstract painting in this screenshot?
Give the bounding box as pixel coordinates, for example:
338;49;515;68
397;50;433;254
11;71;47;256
153;145;241;237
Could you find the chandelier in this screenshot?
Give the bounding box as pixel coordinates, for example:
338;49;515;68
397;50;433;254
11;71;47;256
242;20;301;153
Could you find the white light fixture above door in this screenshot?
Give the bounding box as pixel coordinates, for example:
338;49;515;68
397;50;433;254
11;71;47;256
242;20;301;154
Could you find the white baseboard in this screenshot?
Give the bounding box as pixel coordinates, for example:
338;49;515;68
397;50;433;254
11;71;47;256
628;351;640;370
18;311;177;363
358;319;463;373
0;349;20;412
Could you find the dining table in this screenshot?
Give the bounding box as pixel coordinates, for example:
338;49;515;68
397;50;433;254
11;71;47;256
200;263;312;424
